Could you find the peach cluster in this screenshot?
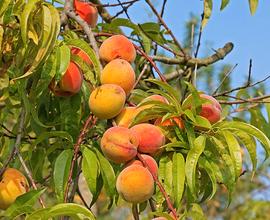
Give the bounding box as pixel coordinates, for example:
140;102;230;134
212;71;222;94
89;35;137;119
100;124;162;204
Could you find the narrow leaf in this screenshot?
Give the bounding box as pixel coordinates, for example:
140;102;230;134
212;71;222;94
249;0;259;15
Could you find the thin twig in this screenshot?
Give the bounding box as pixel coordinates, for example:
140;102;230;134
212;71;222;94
64;115;97;203
214;74;270;97
137;153;178;220
134;64;148;88
145;0;186;57
134;45;167;82
132;204;140;220
212;64;238;95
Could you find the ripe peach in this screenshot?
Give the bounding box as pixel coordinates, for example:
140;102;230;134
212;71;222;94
0;168;29;210
183;94;222;124
116;165;154;203
60;61;83;94
89;84;126;119
154;117;184;129
101;59;136;94
126;154;158;177
199;94;222;124
99;35;136;63
143;95;169;104
130;123;165;155
101;126;138;164
74;0;98;28
115;107;139;128
71;47;92;65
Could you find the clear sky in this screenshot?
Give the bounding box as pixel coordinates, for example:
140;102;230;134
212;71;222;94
104;0;270;88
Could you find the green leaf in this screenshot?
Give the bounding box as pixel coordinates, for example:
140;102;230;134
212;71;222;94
32;131;73;147
82;147;100;205
3;189;46;219
249;0;259;15
20;0;39;45
222;131;243;178
172;152;185;208
187;203;207;220
219;121;270;158
55;44;70;78
185;135;206;197
234;130;257;173
0;0;11;16
53;149;73;202
202;0;213;29
65;38;101;84
198;157;217;201
25;203;95;220
220;0;230;10
93;147;116;197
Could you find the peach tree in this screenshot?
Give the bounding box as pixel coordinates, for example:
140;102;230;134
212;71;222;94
0;0;269;219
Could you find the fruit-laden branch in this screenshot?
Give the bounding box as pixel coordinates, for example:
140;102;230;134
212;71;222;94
64;115;97;203
152;42;234;67
137;153;178;220
90;0;113;23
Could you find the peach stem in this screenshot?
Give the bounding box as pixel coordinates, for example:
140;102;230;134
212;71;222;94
137;153;178;220
64;114;97;203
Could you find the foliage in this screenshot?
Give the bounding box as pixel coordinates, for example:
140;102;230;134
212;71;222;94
0;0;268;219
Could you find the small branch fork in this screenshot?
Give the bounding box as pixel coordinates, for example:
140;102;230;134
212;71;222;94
64;114;97;203
137;153;178;220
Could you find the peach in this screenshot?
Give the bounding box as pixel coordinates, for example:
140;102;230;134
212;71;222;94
71;47;92;65
199;94;222;124
60;61;83;94
130;123;165;155
101;59;136;94
116;165;154;203
0;168;29;210
74;0;98;28
154;117;184;129
115;107;140;128
143;95;168;104
99;35;136;63
183;94;222;124
100;126;138;164
126;154;158;177
89;84;126;119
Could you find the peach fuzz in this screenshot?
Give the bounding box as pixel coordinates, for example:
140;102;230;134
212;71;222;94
99;35;136;63
101;59;136;94
116;165;154;203
100;126;138;164
71;47;92;65
199;94;222;124
89;84;126;119
130;123;165;155
126;154;158;177
154;117;184;130
60;61;83;94
74;0;98;28
115;106;140;128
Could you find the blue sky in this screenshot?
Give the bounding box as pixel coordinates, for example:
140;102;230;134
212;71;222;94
104;0;270;88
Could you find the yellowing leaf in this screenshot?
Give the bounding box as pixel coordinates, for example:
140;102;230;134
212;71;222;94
202;0;213;29
249;0;259;15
